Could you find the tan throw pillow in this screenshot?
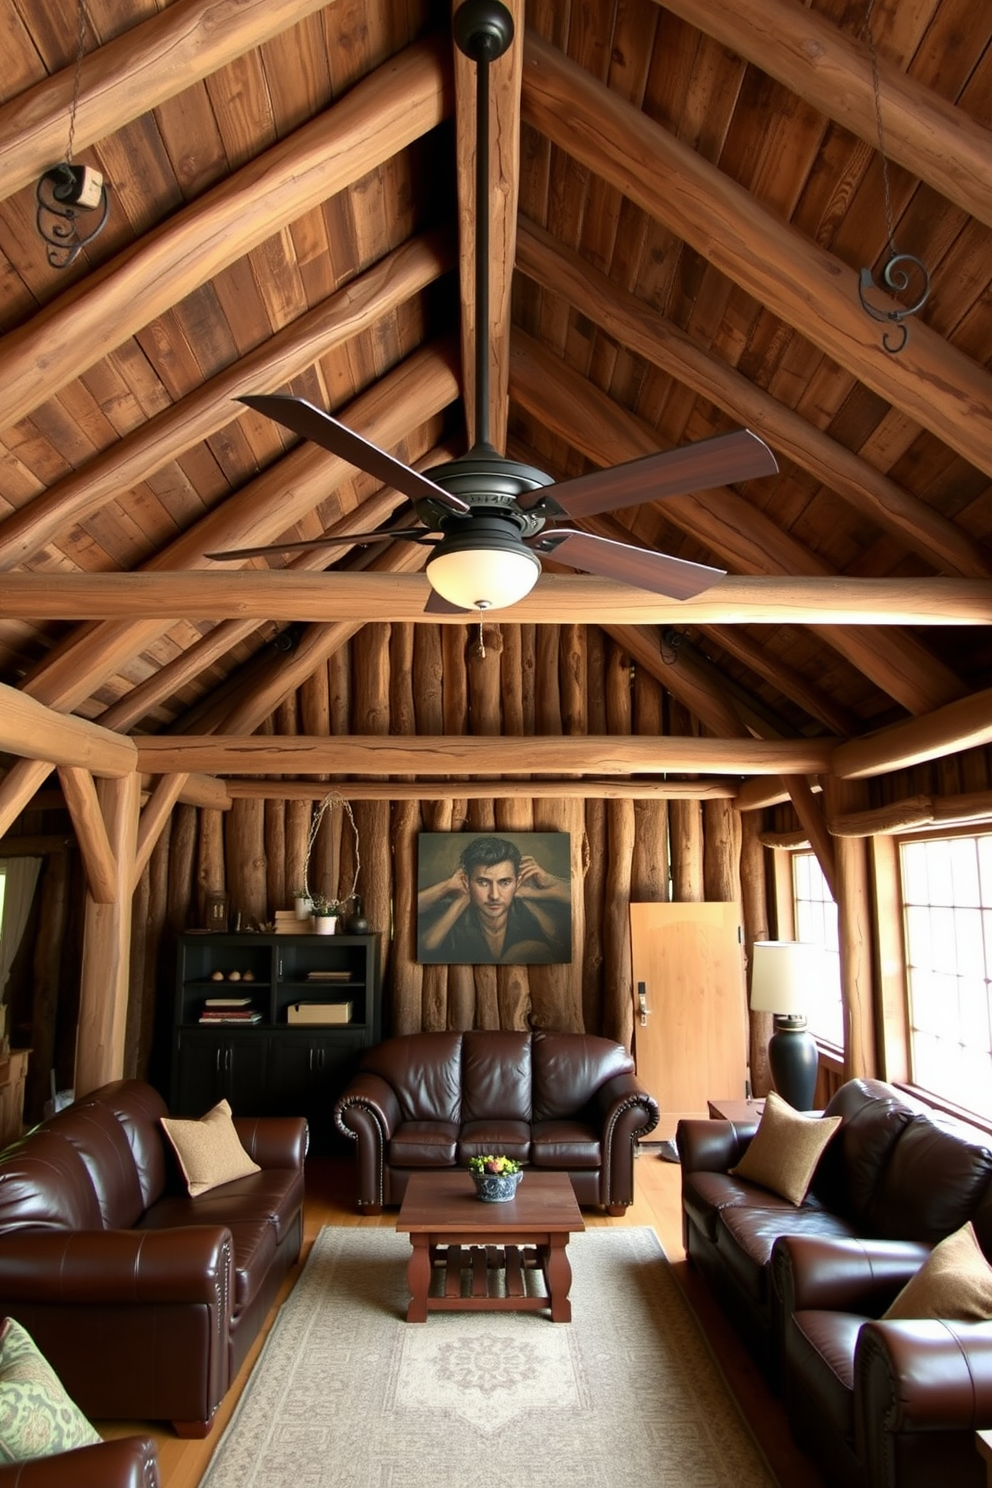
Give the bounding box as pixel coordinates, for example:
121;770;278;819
161;1098;260;1197
729;1090;842;1205
883;1221;992;1321
0;1317;101;1463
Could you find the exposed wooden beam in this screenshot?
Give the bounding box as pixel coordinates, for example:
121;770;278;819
0;232;454;571
521;33;992;482
0;0;334;202
738;776;822;812
702;625;862;738
135;734;833;775
1;571;988;626
223;778;740;800
510;334;967;713
57;767;118;904
829;789;992;837
516;220;991;579
133;774;190;887
783;774;836;899
455;0;524;451
169;774;232;812
833;685;992;779
657;0;992;234
604;624;749;738
0;681;136;777
0;38;451;430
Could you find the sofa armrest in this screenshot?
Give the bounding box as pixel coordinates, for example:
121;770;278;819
593;1072;660;1133
0;1228;233;1307
857;1318;992;1435
773;1234;933;1317
334;1073;402;1142
593;1073;660;1211
676;1118;756;1173
233;1115;308;1170
0;1437;160;1488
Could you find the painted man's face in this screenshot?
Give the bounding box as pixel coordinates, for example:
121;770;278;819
468;860;518;921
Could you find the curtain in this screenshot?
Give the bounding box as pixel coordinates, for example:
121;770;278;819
0;857;43;1002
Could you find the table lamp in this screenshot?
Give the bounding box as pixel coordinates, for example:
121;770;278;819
749;940;822;1111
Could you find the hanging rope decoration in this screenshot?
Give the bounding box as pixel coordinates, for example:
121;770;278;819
301;791;361;909
35;0;110;268
857;0;930;354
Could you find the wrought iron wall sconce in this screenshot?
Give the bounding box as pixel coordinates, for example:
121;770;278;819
36;161;109;269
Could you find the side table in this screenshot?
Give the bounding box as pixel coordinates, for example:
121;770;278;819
706;1097;765;1123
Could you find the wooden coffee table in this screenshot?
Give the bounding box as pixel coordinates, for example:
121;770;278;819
396;1169;585;1323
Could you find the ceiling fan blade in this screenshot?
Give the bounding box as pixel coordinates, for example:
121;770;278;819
205;528;430;562
534;429;778;520
535;530;725;600
239;394;470;515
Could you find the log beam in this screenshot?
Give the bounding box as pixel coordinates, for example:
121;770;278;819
833;684;992;779
0;0;333;203
783;774;836;900
134;775;191;888
604;624;749;738
135;734;832;775
656;0;992;234
0;39;451;430
1;571;988;626
516;220;990;579
222;777;740;800
57;767;118;904
829;789;992;837
521;33;992;482
0;681;136;776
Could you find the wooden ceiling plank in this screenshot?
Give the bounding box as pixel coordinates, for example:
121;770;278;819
455;0;524;452
0;0;337;203
521;32;992;483
516;221;989;577
702;623;861;737
510;333;968;713
657;0;992;232
0;37;452;432
135;732;835;776
833;683;992;780
57;765;118;904
0;680;136;776
1;570;989;625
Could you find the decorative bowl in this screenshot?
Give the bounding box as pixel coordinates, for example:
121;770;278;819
471;1169;523;1203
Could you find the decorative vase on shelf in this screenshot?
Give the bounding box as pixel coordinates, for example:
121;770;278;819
468;1157;523;1203
313;914;338;936
293;894;313;921
346;895;369;934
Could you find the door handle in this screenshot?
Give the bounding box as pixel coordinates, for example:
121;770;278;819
216;1048;221;1073
637;980;651;1027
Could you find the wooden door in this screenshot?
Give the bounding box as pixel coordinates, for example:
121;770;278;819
629;902;749;1138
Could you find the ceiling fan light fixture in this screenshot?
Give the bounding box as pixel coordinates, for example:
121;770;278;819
425;518;540;611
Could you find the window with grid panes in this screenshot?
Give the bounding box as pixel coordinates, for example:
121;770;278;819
791;851;843;1046
899;833;992;1118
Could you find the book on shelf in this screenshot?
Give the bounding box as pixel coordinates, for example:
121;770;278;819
203;996;252;1007
198;1009;262;1023
305;969;352;981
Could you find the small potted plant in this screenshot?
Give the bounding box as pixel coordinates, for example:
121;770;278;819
292;885;313;921
468;1154;523;1203
311;895;340;935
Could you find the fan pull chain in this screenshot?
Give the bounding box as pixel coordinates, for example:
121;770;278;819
476;620;486;660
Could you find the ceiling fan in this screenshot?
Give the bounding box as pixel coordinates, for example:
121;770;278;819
207;0;778;612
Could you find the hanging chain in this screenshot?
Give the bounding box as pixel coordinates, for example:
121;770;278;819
66;0;89;165
475;619;486;660
856;0;931;354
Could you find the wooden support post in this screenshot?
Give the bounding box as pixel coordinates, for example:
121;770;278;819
75;773;141;1096
823;776;877;1081
740;813;772;1098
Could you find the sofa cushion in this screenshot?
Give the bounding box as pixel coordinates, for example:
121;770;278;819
0;1318;102;1462
388;1121;459;1167
458;1120;531;1163
362;1034;463;1123
45;1102;145;1230
84;1080;170;1212
161;1100;261;1197
867;1115;992;1241
730;1092;842;1205
787;1310;862;1441
530;1120;601;1169
883;1221;992;1321
531;1032;633;1121
683;1170;805;1243
717;1204;859;1302
0;1130;103;1233
810;1096;916;1225
461;1032;532;1123
139;1166;305;1247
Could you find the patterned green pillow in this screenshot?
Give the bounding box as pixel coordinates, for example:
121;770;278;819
0;1317;102;1462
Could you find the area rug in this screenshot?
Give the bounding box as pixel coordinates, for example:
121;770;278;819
200;1226;777;1488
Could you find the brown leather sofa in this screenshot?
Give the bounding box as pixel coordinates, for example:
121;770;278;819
0;1080;306;1437
0;1437;159;1487
334;1029;659;1213
679;1077;992;1488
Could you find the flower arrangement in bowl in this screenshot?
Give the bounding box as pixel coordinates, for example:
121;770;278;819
468;1154;523;1203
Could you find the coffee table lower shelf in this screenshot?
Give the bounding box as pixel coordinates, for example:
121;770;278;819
408;1237;571;1321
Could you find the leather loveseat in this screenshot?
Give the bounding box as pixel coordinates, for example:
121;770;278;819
0;1437;159;1488
0;1080;306;1437
679;1077;992;1488
334;1030;659;1213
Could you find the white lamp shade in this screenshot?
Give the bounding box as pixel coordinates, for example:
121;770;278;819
426;542;540;611
749;940;823;1016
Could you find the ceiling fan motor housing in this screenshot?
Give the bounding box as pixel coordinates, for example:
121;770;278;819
453;0;514;62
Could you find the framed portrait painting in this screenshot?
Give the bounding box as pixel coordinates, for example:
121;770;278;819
416;831;572;966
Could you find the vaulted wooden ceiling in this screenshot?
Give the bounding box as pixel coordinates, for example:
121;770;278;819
1;0;991;804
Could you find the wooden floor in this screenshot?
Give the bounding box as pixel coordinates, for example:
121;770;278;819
100;1148;826;1488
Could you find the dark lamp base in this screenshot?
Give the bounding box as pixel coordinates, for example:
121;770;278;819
767;1017;818;1112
